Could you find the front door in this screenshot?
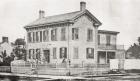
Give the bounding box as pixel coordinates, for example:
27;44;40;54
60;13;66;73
43;50;50;63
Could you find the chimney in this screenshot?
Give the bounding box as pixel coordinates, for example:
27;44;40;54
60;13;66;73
2;37;9;43
39;10;45;19
80;1;86;11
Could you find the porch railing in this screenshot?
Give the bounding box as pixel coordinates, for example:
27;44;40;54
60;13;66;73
98;44;124;50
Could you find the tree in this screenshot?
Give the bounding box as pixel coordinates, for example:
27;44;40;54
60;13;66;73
14;38;26;60
0;50;15;66
15;38;26;46
138;37;140;45
126;37;140;59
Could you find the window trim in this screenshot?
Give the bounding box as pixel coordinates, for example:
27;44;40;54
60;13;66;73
72;28;79;40
86;48;94;59
87;29;93;42
61;27;66;41
51;28;57;41
53;47;57;59
73;47;79;59
60;47;67;59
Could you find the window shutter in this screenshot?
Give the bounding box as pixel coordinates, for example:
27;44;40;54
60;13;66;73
92;48;94;58
86;48;88;59
60;48;62;58
72;28;74;40
65;48;67;58
98;35;100;45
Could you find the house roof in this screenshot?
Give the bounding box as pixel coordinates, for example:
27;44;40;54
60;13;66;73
98;30;120;35
24;10;102;28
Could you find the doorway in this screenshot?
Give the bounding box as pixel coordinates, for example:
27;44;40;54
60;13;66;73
43;50;50;63
98;51;106;64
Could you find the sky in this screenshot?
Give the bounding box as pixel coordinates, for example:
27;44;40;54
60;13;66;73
0;0;140;49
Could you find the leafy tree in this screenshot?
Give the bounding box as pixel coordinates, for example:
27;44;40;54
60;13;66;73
0;50;15;66
13;38;26;60
138;37;140;45
126;37;140;59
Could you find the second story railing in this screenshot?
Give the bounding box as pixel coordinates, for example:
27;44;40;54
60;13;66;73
98;44;124;50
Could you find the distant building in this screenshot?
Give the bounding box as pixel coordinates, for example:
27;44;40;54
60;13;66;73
0;37;14;56
24;2;125;65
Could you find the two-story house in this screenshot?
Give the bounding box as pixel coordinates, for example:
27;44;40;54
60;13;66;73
24;2;124;66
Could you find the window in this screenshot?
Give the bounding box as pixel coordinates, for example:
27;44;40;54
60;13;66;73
40;31;42;42
53;48;57;59
28;32;31;43
72;28;79;40
106;35;111;45
32;49;35;59
73;47;79;59
86;48;94;59
61;28;66;41
60;47;67;59
36;32;39;42
43;31;46;42
33;32;35;42
36;49;41;60
51;29;57;41
87;29;93;41
98;35;100;45
43;30;49;42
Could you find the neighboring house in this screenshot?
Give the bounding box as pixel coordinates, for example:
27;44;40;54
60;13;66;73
0;37;14;56
24;2;124;65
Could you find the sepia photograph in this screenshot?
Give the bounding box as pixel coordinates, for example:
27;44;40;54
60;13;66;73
0;0;140;81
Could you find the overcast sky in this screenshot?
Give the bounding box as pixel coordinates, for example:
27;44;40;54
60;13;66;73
0;0;140;49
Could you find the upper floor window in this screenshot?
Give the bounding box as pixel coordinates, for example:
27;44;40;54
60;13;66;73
87;29;93;41
33;32;35;42
86;48;94;59
73;47;79;59
53;48;57;59
106;35;111;45
98;35;100;45
51;29;57;41
61;28;66;41
36;32;39;42
27;32;31;43
72;28;79;40
60;47;67;59
43;30;49;42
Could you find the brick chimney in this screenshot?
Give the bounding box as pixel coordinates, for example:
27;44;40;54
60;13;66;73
39;10;45;19
80;1;86;11
2;37;9;43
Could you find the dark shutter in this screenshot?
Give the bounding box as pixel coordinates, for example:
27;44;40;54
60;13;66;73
72;28;74;40
40;31;42;42
60;48;62;58
65;48;67;58
92;48;94;58
98;35;100;45
86;48;88;59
